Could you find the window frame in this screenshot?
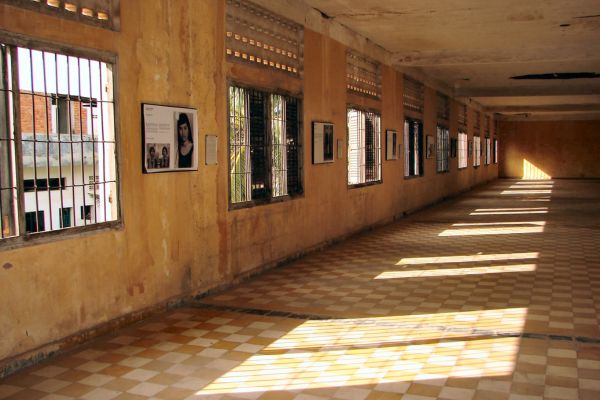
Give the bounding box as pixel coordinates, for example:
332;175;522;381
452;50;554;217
0;33;122;249
347;106;382;188
227;82;303;209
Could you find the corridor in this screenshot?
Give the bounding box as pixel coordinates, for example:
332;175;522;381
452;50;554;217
1;179;599;400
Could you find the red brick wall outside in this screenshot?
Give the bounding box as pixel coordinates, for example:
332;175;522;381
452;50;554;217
19;92;89;135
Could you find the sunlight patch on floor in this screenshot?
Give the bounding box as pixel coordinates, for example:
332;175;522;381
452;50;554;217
375;264;536;279
194;310;526;395
396;252;538;266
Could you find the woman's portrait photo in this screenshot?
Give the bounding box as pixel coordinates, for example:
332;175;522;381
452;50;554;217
176;112;194;168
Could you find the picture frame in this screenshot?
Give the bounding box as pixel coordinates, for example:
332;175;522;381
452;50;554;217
312;121;334;164
142;103;199;173
468;139;473;158
426;135;435;159
386;129;397;160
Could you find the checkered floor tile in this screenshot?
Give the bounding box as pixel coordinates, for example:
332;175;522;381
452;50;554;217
1;179;599;399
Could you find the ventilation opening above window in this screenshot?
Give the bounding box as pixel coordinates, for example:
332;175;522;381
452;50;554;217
3;0;120;30
346;50;381;99
225;0;303;77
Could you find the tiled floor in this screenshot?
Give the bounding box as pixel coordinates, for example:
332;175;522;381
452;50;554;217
2;179;600;399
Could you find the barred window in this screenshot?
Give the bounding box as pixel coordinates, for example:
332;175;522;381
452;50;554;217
473;135;481;167
1;41;119;241
228;85;302;205
436;125;449;173
493;139;499;164
458;132;468;169
484;137;491;165
404;118;423;177
347;108;381;185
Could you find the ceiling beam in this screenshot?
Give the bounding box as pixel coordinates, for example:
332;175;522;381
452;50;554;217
486;104;600;113
455;86;600;97
391;46;600;67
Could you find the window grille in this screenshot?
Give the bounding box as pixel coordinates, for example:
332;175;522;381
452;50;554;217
473;135;481;167
225;0;303;77
347;108;381;185
436;125;449;173
458;132;468;169
228;85;302;205
474;110;481;134
493;139;498;164
436;93;449;121
403;118;423;177
403;77;424;115
0;41;119;240
346;50;381;99
458;103;467;129
484;137;491;165
1;0;120;30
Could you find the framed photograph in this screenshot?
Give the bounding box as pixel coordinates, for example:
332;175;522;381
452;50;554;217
312;121;334;164
142;103;198;173
450;138;458;158
426;135;435;159
386;129;397;160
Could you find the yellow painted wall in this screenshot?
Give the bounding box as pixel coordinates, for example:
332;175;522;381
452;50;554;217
0;0;498;367
499;120;600;178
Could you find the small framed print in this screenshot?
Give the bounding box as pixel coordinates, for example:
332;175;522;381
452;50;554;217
312;121;334;164
468;139;473;158
386;129;398;160
337;139;344;159
142;103;199;173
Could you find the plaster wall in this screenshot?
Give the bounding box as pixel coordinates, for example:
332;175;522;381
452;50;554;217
498;120;600;178
0;0;498;368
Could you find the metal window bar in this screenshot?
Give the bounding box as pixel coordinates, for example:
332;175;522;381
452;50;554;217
458;132;468;169
347;109;363;185
404;118;422;177
473;135;481;167
436;126;449;173
285;96;301;195
0;45;18;238
229;86;251;203
270;94;287;197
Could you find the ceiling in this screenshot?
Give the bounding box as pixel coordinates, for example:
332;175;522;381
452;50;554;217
301;0;600;120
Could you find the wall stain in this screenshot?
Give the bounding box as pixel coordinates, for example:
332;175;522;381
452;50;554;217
2;263;13;270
